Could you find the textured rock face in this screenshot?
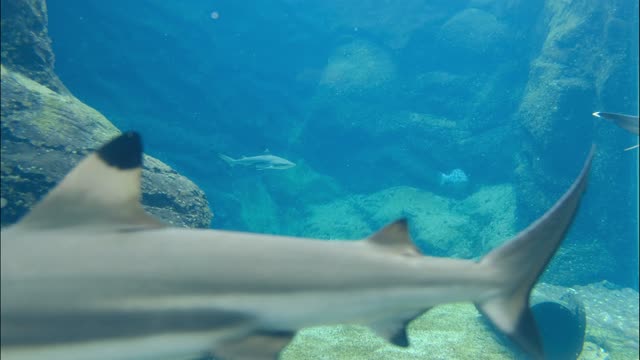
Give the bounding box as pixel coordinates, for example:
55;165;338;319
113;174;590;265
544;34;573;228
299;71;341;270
301;183;517;258
0;0;68;94
1;0;212;228
39;0;638;287
283;282;639;360
438;8;508;58
515;0;635;210
0;65;213;228
534;282;639;360
513;0;638;285
320;40;396;98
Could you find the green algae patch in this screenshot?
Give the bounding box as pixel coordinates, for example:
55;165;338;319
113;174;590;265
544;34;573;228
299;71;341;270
1;64;212;228
300;183;517;258
1;64;119;149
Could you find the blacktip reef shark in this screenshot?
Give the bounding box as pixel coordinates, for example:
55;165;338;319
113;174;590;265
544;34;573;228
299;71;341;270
592;111;639;150
1;132;594;360
219;153;295;170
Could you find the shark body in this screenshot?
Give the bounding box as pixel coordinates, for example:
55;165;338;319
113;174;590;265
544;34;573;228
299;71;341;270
219;153;295;170
592;111;639;150
592;111;640;135
1;133;594;360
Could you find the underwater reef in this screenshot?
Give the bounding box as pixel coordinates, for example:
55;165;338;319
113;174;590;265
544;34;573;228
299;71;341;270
0;0;67;94
0;0;212;228
301;184;517;258
41;0;639;287
283;282;639;360
513;0;639;285
0;0;638;358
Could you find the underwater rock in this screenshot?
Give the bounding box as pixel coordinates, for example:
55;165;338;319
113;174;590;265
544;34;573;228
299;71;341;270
437;8;508;59
0;0;68;94
542;242;617;287
283;303;516;360
513;0;634;214
531;289;587;360
534;282;639;360
281;282;637;359
319;40;396;99
514;0;638;287
302;183;517;258
0;65;212;228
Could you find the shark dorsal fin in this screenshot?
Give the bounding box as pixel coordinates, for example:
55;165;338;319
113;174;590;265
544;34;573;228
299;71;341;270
366;219;420;255
15;132;165;231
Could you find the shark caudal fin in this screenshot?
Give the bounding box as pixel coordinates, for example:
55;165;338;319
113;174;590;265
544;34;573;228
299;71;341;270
476;146;595;359
219;154;237;167
12;132;164;231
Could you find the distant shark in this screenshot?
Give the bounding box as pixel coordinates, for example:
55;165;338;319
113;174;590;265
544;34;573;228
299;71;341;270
219;153;295;170
1;132;594;360
592;111;639;150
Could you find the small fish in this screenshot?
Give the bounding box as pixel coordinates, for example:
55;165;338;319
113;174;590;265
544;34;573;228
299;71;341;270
1;132;594;360
592;112;639;150
439;168;468;186
219;153;296;170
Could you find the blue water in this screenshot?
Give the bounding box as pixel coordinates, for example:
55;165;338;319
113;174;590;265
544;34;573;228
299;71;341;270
47;0;638;291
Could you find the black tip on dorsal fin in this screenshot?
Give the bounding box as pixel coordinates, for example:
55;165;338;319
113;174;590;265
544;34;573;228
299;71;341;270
13;131;164;230
97;131;143;170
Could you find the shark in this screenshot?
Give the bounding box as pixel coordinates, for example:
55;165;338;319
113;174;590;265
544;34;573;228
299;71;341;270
219;153;295;170
592;111;639;150
1;132;594;360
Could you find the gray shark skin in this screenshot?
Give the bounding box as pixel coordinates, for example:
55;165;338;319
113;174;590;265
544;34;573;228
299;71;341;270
219;153;295;170
592;111;639;135
592;112;639;150
1;132;594;360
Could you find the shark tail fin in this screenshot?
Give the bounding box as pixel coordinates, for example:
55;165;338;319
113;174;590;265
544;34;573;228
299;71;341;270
476;146;595;359
219;153;237;167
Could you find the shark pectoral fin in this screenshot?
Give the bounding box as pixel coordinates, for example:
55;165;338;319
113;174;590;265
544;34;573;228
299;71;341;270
366;218;420;256
212;330;295;360
15;132;165;231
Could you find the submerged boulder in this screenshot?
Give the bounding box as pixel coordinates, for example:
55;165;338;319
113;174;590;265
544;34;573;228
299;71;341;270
0;0;68;94
319;40;396;99
302;183;517;259
514;0;637;287
1;0;212;228
437;8;508;59
283;282;638;359
0;65;212;228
